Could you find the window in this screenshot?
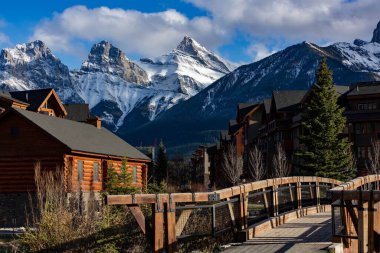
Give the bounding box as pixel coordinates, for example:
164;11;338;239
93;162;99;182
358;103;377;110
77;160;83;182
132;166;137;183
10;126;19;138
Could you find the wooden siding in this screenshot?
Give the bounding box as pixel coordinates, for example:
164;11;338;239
106;160;146;188
0;158;62;192
64;155;103;192
64;156;147;192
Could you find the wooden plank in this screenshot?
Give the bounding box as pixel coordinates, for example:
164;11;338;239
152;202;164;252
165;201;177;253
128;204;146;234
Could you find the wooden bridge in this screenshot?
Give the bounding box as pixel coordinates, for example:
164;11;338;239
107;175;380;253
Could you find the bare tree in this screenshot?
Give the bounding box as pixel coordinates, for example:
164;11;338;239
221;143;243;186
272;143;291;178
247;144;265;181
366;139;380;174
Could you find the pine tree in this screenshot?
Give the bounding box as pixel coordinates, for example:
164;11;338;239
296;58;355;181
106;159;139;194
154;139;168;183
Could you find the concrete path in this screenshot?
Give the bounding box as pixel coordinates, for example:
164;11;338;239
224;212;332;253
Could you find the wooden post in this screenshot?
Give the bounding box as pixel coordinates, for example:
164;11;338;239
272;185;279;216
165;196;177;253
152;200;165;252
316;181;320;207
367;191;374;253
238;190;249;229
297;182;302;209
357;191;368;253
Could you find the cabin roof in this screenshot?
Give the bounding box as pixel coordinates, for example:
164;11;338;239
272;90;306;111
11;108;150;161
347;84;380;96
0;91;30;105
237;103;259;119
9;88;53;111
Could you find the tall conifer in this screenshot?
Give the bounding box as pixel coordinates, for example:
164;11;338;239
297;58;355;181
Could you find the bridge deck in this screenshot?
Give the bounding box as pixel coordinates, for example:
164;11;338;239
224;212;332;253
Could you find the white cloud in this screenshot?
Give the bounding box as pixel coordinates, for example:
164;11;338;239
0;33;10;45
30;6;224;58
0;19;10;46
186;0;380;43
246;43;277;62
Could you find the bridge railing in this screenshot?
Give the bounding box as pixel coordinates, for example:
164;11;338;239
107;176;340;252
330;174;380;253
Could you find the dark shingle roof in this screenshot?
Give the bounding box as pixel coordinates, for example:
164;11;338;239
12;108;150;161
9;89;53;111
347;84;380;96
237;103;258;119
273;90;307;111
335;85;350;95
64;104;92;122
0;91;30;105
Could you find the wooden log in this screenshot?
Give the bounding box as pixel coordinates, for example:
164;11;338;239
128;204;146;234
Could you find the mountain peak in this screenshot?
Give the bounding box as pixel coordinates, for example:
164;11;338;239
1;40;56;66
87;41;127;65
81;41;149;85
371;21;380;43
176;36;205;55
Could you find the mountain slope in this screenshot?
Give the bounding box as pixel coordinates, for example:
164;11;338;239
71;38;233;130
0;38;233;131
121;39;380;155
0;40;82;103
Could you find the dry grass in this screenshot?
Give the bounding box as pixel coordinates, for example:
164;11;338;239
13;163;150;253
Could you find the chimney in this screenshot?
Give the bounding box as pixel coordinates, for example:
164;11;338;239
87;116;102;129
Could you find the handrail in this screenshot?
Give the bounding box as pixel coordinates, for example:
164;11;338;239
107;176;341;205
330;174;380;191
330;174;380;253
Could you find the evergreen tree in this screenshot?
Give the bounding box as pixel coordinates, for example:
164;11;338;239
296;58;355;181
106;159;139;194
154;139;168;183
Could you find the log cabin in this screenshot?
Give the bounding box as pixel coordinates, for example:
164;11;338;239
0;88;151;226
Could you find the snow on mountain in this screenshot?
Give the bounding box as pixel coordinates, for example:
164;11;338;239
332;42;380;73
139;36;234;96
71;38;232;130
0;40;82;103
122;24;380;156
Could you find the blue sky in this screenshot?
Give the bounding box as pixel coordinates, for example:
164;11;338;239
0;0;379;69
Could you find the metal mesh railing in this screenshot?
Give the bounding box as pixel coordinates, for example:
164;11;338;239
247;190;271;225
175;198;240;239
278;185;297;214
301;183;317;207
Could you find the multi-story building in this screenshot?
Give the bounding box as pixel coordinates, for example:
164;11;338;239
195;81;380;187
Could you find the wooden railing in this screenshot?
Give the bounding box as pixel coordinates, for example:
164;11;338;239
107;176;340;252
330;174;380;253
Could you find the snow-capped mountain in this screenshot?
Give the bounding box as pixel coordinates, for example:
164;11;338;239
140;36;233;96
122;22;380;156
0;38;233;131
71;38;233;130
0;40;82;103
